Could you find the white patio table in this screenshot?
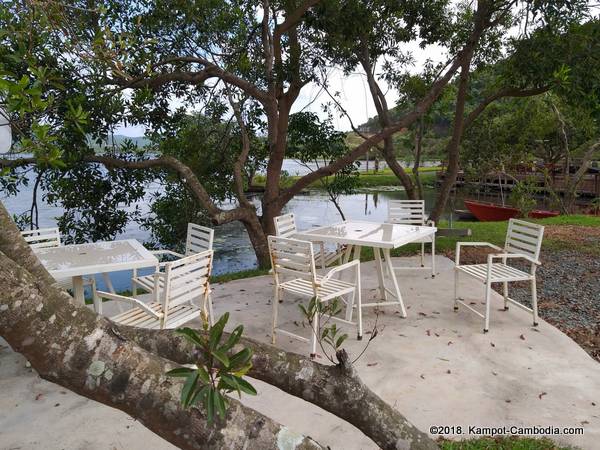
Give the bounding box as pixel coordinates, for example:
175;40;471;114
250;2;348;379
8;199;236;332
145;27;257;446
33;239;158;309
295;221;437;317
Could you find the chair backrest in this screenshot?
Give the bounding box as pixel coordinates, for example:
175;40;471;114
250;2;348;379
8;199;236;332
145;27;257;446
387;200;426;225
184;223;214;256
160;250;213;323
268;235;316;283
21;227;61;249
504;219;544;263
273;213;297;237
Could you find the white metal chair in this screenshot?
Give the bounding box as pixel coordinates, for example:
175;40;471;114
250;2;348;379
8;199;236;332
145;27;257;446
268;235;362;357
94;250;214;328
132;223;214;295
454;218;544;332
386;200;436;277
21;227;61;249
273;213;344;268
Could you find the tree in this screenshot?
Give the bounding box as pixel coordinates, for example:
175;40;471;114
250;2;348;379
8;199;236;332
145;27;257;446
0;0;505;268
0;199;439;449
428;8;595;222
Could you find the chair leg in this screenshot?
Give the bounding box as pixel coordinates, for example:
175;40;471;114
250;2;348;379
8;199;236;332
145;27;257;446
420;242;425;267
531;277;539;327
92;279;102;315
272;286;280;344
319;242;326;269
454;270;459;311
431;237;436;278
132;268;137;297
503;281;509;311
484;278;492;333
310;301;320;358
356;265;363;341
345;289;355;322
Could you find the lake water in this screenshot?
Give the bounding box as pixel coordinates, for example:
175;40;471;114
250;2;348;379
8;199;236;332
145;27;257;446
0;158;481;294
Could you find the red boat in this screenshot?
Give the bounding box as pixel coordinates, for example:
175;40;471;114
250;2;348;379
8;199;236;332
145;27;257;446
464;200;560;222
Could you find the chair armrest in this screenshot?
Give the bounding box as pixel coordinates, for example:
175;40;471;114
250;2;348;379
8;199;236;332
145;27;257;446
455;242;502;266
94;290;162;319
151;249;185;259
488;252;540;266
319;259;360;285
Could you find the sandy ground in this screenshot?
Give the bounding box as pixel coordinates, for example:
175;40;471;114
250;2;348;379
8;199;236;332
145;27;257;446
1;255;599;449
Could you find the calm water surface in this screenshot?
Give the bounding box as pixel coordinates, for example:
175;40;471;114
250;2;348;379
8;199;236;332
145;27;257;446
1;159;513;293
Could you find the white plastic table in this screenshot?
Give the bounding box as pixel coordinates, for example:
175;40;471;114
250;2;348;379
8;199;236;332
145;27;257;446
34;239;158;307
295;221;437;317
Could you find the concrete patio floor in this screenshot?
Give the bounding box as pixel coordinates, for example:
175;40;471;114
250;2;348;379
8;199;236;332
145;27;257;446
1;255;599;449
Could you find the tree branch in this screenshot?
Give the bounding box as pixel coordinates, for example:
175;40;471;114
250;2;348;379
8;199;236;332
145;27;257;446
0;155;252;226
112;57;272;106
0;250;323;450
121;327;439;450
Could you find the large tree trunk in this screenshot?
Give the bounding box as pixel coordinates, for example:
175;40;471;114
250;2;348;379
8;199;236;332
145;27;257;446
241;211;272;269
0;254;322;450
429;59;473;223
0;200;439;450
413;118;425;200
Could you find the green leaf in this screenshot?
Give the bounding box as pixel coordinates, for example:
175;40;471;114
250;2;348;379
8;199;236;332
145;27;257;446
209;313;230;351
235;377;257;396
197;366;211;384
229;347;252;369
181;372;199;408
206;387;215;422
190;384;210;407
213;391;227;419
166;367;195;378
176;327;205;348
219;373;240;395
220;324;243;352
212;349;230;368
335;334;348;349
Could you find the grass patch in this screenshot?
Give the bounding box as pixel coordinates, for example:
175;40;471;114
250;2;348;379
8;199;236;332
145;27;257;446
86;214;600;301
211;268;269;284
439;436;573;450
252;166;442;190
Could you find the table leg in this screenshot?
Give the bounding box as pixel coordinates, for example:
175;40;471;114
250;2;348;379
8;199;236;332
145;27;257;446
72;276;85;306
373;247;387;301
344;246;361;321
102;273;115;293
342;244;354;264
383;248;407;317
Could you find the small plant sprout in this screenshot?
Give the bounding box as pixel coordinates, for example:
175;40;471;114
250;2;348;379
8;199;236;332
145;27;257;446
166;313;257;423
300;297;379;365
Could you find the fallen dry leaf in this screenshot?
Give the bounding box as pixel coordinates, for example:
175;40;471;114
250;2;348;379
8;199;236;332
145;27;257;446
367;362;378;367
520;334;526;340
539;392;547;400
420;374;425;380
